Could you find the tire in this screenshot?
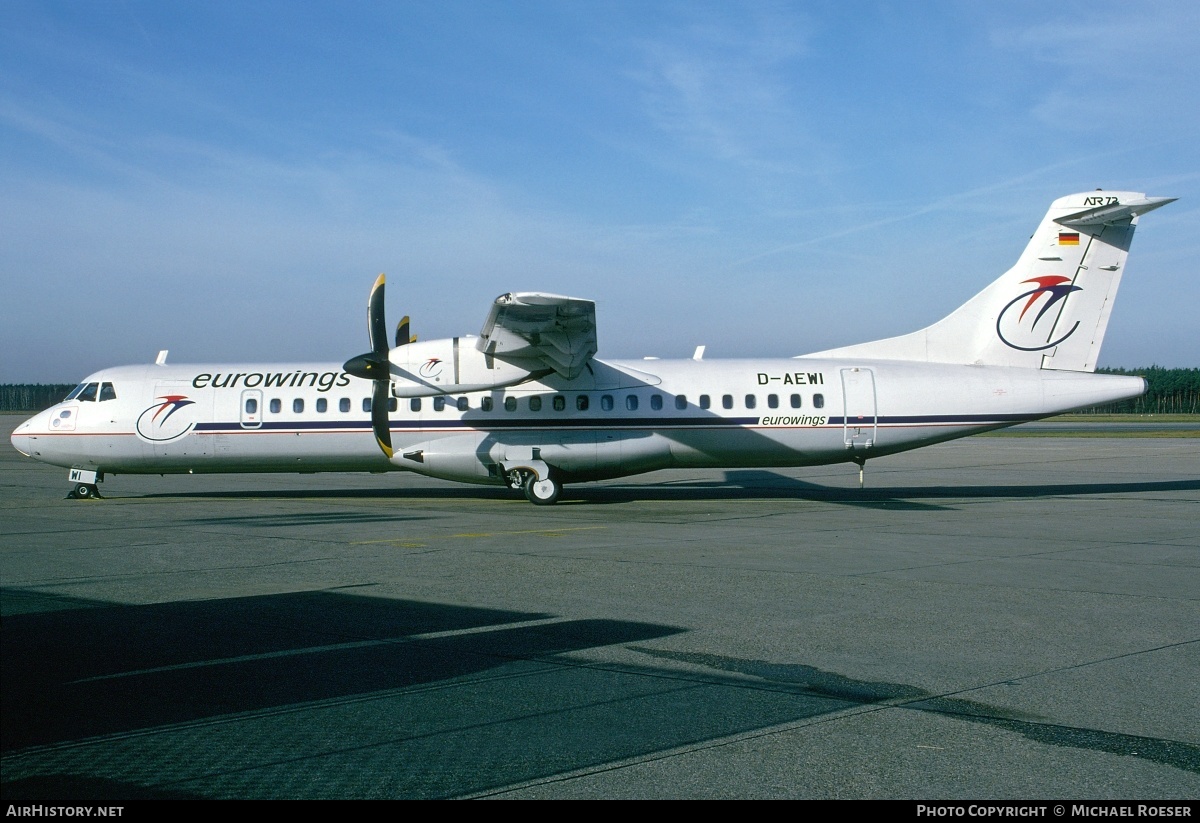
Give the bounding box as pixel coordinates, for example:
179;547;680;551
74;483;95;499
523;474;561;506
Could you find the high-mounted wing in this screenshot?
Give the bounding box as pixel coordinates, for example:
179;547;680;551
477;292;597;379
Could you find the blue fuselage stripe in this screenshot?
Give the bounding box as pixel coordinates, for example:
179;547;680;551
193;412;1037;433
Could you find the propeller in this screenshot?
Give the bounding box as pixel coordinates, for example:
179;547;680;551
342;273;394;459
396;315;417;347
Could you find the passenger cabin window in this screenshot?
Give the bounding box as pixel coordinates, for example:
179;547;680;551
340;398;351;413
813;393;825;409
576;395;589;411
457;397;469;411
433;396;445;411
270;398;282;414
293;399;304;413
388;398;397;412
790;394;802;409
362;398;371;412
721;394;733;410
504;397;517;412
699;394;711;409
553;395;566;411
316;398;327;413
529;396;542;412
650;394;663;411
600;395;614;411
99;383;117;401
626;395;638;411
245;398;258;415
482;396;494;412
675;395;687;410
745;394;756;409
767;394;779;409
411;398;422;412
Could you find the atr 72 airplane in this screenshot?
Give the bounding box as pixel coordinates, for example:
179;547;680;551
10;190;1175;504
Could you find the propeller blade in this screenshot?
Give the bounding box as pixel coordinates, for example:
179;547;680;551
368;273;388;356
371;380;393;459
396;315;412;348
347;273;394;459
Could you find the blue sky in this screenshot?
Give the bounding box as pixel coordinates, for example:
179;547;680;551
2;1;1197;383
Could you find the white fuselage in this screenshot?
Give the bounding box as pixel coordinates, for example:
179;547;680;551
10;356;1144;487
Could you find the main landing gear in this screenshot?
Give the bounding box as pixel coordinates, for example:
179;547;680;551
506;468;563;505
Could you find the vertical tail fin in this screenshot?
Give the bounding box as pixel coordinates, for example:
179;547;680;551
803;191;1174;372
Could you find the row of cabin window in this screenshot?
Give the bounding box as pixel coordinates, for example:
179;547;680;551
246;393;826;416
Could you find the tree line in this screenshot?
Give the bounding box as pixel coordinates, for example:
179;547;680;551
1;367;1197;414
1089;367;1200;414
1;384;76;412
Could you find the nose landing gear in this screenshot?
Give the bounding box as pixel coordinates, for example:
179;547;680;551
66;469;103;499
68;483;101;499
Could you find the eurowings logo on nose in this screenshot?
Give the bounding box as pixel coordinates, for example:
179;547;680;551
996;276;1083;352
135;395;198;442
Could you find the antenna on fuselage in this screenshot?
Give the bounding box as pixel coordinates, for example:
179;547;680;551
155;350;169;365
692;345;705;361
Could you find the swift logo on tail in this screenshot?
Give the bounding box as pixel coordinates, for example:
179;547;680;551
996;276;1083;352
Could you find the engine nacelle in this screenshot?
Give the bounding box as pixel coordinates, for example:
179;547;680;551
388;337;543;397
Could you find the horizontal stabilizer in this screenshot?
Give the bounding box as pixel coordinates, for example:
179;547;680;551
1056;197;1176;227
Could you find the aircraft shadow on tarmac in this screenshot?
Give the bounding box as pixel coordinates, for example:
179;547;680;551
3;587;1196;800
134;469;1200;511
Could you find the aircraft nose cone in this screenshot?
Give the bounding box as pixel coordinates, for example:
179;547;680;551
11;433;31;457
10;418;34;457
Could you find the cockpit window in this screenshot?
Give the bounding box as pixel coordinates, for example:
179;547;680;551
76;383;99;402
64;384;86;401
99;383;117;402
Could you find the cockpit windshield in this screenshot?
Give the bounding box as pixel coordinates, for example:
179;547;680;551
63;382;116;402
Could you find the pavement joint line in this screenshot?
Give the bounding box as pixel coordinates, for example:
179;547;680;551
351;526;607;545
465;640;1200;798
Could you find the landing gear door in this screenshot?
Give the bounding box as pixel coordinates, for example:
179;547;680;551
841;368;877;449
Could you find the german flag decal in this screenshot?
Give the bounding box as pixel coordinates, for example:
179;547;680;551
1058;232;1080;246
